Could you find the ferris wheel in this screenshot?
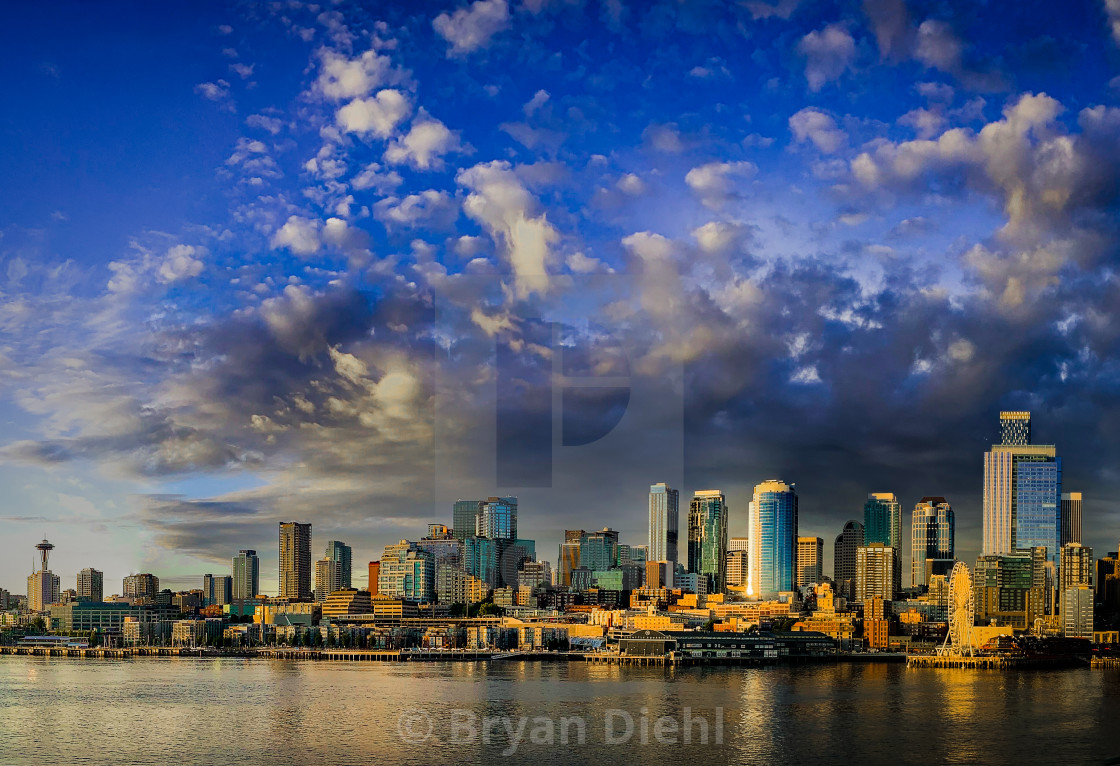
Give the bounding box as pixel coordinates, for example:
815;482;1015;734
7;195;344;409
939;562;974;656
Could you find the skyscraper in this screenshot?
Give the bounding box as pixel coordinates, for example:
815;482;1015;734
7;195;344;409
279;521;312;601
77;568;103;602
325;540;353;589
314;557;341;602
231;549;260;600
910;497;954;587
453;499;482;540
749;480;797;599
834;520;864;600
864;493;901;549
122;573;159;601
558;530;583;587
856;543;898;602
796;537;823;588
648;482;680;567
689;490;729;594
1060;542;1093;593
203;574;232;606
579;528;619;572
1061;492;1082;546
476;497;517;540
983;411;1061;563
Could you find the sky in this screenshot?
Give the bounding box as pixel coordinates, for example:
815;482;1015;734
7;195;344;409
2;0;1120;596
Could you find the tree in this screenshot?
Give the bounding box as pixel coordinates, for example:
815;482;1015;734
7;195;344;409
701;619;717;632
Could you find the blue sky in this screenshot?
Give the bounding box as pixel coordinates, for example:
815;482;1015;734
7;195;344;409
2;0;1120;595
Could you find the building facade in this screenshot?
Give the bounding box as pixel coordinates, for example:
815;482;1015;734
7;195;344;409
690;490;729;595
77;568;103;603
28;570;61;612
232;549;260;600
834;520;865;601
796;537;823;589
855;543;898;602
202;574;232;607
1061;492;1082;546
279;521;312;601
122;573;159;601
476;496;517;540
648;482;680;568
453;499;482;540
325;540;353;589
864;493;901;549
749;481;797;599
314;558;342;602
910;497;954;587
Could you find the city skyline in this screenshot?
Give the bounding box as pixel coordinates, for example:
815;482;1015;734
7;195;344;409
3;2;1120;597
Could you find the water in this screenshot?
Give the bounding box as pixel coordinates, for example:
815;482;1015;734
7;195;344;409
1;658;1118;765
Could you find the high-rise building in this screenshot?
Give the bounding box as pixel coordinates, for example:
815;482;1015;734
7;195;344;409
729;536;749;552
796;537;823;588
231;550;259;600
378;541;435;602
864;493;901;549
368;561;380;595
476;497;517;540
749;481;796;599
579;529;619;572
648;483;680;568
202;574;232;607
974;548;1050;631
325;540;353;589
690;490;729;595
558;531;583;587
77;568;103;602
453;499;482;540
726;549;748;588
983;411;1061;564
314;558;341;602
855;543;898;602
28;571;61;612
1060;543;1093;593
279;522;312;601
1061;493;1082;546
910;497;954;587
834;521;864;601
122;573;159;601
1062;585;1093;638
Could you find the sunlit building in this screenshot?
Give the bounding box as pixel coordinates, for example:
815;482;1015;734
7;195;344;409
864;493;901;549
648;482;680;568
314;558;341;603
797;537;823;588
123;573;159;602
77;568;103;603
749;481;796;599
855;543;898;602
279;521;312;601
833;520;864;601
1061;492;1082;546
231;550;259;600
910;497;954;587
690;490;729;594
324;540;353;589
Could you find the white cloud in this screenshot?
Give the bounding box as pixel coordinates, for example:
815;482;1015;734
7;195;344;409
384;114;460;170
789;108;847;153
616;173;645;195
194;80;230;101
351;163;403;193
642;123;685;153
457;161;559;299
523;89;550;116
915;20;963;73
797;24;856;91
433;0;511;56
691;221;751;254
373;191;459;228
684;161;757;209
1109;0;1120;44
316;49;394;100
270;216;321;256
246;114;283;135
336;89;411;138
157;245;205;284
566;251;612;273
230;62;254;80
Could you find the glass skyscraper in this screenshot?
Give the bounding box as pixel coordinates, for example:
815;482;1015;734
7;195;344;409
231;549;259;600
749;480;797;599
863;493;901;549
579;528;619;573
909;497;954;587
983;411;1061;561
476;496;518;540
452;499;482;540
833;520;864;600
689;490;728;594
325;540;353;589
648;482;679;566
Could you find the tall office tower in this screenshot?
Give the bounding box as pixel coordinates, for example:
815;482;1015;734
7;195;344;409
77;568;103;602
855;543;898;602
749;481;797;599
324;541;353;589
558;531;583;587
202;574;231;607
864;493;902;549
279;522;312;601
476;497;517;540
314;557;341;602
834;521;865;600
122;573;159;601
378;541;436;602
983;411;1061;563
1061;493;1082;546
453;499;482;540
579;528;620;572
648;483;680;567
1060;543;1093;592
690;490;729;595
729;537;749;552
910;497;955;587
231;550;260;600
975;548;1051;631
1063;585;1094;638
796;537;824;588
368;561;380;595
726;549;749;588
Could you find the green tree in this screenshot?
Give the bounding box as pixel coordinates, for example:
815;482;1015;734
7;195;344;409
701;619;717;632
